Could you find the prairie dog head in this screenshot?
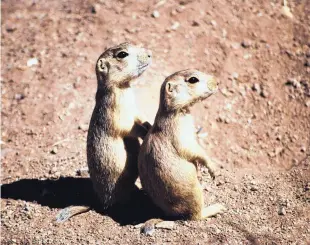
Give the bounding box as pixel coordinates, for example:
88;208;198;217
159;69;218;113
96;42;152;88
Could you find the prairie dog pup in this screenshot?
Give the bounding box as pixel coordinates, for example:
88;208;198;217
138;69;225;233
56;43;152;222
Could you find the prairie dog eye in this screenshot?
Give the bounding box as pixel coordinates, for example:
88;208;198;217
187;77;199;84
116;51;129;59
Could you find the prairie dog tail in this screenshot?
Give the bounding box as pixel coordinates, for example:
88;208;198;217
56;206;91;223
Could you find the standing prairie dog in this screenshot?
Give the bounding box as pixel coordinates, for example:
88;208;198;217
56;43;152;222
138;69;225;234
88;42;152;207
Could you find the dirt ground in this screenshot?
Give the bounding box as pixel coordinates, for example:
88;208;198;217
1;0;310;244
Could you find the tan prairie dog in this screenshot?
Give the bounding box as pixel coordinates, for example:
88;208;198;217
56;43;152;222
138;69;226;234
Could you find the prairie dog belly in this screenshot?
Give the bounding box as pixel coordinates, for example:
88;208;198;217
139;140;199;216
174;114;197;150
116;89;138;134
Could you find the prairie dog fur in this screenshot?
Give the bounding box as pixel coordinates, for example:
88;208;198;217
56;43;152;222
87;42;152;209
138;69;225;233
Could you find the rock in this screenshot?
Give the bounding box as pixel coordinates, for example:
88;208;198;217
260;86;269;98
260;90;269;98
231;72;239;80
171;9;177;16
78;124;88;131
27;58;38;67
14;93;25;100
278;206;286;215
241;40;252;48
50;147;57;154
222;29;227;38
76;167;89;177
301;146;306;152
171;22;180;30
305;59;310;67
249;181;258;191
24;203;30;212
152;10;160;18
305;100;310;107
286;78;300;88
176;6;186;13
252;83;261;93
231;42;240;49
179;0;194;5
192;20;199;26
49;166;58;174
134;223;143;229
244;53;252;59
281;5;293;19
6;25;16;33
155;221;175;230
210;20;217;27
91;4;100;14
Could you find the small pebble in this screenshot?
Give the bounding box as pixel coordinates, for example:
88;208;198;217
78;124;88;131
171;22;180;30
252;83;261;93
210;20;217;27
278;206;286;215
76;167;89;177
231;42;240;49
6;25;16;33
156;221;175;230
286;78;300;88
50;147;58;154
281;5;293;19
14;93;25;100
222;29;227;38
134;223;143;229
260;86;269;98
241;40;252;48
27;58;38;67
192;20;199;26
91;4;100;14
232;72;239;80
152;10;160;18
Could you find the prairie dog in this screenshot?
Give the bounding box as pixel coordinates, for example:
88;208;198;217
56;43;152;222
138;69;225;234
88;42;152;208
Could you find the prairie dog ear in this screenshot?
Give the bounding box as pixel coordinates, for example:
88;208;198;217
97;58;109;74
166;81;178;95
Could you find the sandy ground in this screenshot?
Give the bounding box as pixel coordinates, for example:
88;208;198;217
1;0;310;244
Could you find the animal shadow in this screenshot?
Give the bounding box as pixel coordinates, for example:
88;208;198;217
1;177;162;225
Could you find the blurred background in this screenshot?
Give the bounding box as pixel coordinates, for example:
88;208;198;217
1;0;310;244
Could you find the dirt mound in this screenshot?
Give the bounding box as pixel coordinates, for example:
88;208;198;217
1;0;309;244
